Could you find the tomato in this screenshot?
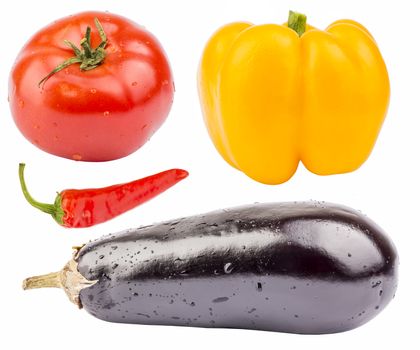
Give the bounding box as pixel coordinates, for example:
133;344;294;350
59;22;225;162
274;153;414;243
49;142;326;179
9;11;174;161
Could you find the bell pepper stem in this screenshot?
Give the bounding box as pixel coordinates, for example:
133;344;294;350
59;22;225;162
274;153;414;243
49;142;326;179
288;10;307;37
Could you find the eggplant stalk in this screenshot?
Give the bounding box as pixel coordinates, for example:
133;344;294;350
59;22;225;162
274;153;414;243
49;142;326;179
23;259;97;308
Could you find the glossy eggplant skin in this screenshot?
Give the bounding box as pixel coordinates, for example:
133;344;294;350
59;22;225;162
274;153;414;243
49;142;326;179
77;202;398;334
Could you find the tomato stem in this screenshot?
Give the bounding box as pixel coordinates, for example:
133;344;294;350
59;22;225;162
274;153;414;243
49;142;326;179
288;10;307;37
38;18;108;87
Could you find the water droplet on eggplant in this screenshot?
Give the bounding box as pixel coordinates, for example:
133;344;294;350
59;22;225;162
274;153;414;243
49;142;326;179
224;263;233;274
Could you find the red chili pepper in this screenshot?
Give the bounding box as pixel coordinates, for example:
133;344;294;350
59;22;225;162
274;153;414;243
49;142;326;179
19;163;188;228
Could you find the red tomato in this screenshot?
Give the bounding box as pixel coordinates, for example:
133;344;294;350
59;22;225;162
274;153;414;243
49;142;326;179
9;11;174;161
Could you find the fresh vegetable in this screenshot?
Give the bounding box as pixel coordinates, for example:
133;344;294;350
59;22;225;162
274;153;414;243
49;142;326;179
9;11;174;161
18;163;188;228
23;202;398;334
198;11;390;184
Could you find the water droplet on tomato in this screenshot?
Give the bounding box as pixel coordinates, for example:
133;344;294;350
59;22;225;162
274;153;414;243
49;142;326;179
33;124;40;130
19;100;24;108
131;81;138;86
72;153;82;161
54;136;59;141
162;80;169;86
103;111;110;117
53;122;58;127
90;88;97;94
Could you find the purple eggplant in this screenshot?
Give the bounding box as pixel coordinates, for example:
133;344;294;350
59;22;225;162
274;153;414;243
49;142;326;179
23;202;398;334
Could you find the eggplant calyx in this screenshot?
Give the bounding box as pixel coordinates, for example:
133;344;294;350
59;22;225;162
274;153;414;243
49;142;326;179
22;259;97;308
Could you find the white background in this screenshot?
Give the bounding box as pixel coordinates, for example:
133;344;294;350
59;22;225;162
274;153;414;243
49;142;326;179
1;0;418;348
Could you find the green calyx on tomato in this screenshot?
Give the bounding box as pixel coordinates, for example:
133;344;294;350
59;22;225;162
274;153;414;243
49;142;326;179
39;18;108;87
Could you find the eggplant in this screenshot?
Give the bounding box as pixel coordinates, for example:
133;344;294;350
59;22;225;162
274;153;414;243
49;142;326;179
23;202;398;334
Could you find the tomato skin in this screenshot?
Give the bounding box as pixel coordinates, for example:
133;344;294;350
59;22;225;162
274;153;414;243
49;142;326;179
9;11;174;161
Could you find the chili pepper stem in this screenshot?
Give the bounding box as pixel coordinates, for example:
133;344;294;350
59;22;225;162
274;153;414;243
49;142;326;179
18;163;65;225
288;10;307;37
23;260;97;309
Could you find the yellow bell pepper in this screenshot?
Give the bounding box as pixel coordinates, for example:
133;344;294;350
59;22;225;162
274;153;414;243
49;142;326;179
198;11;390;185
